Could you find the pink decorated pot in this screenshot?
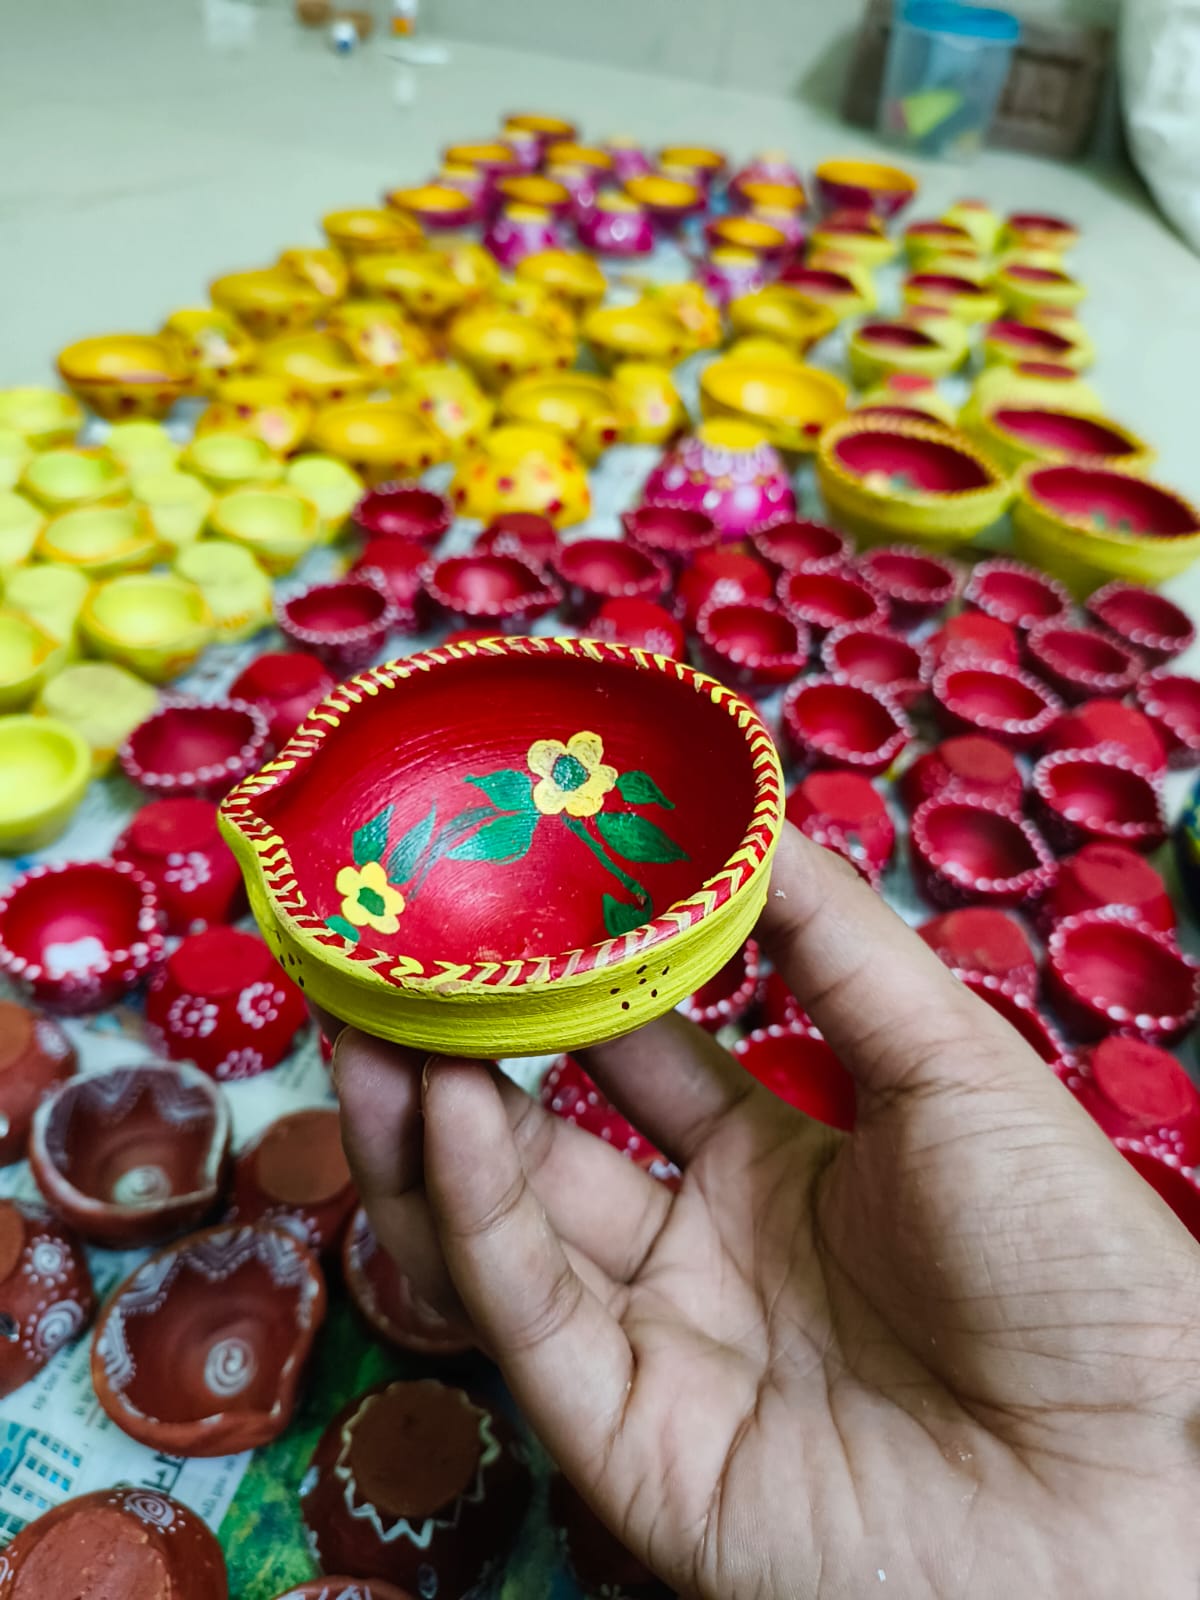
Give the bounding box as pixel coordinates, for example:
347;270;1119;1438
121;697;271;800
604;137;653;182
696;247;770;306
576;191;655;256
0;1199;94;1396
113;797;246;934
640;420;796;539
276;574;397;675
483;203;566;267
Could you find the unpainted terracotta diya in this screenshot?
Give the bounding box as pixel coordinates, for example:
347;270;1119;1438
781;675;912;776
675;548;774;629
343;1206;474;1359
786;770;895;887
931;661;1062;750
777;567;887;640
1057;1037;1200;1164
917;907;1038;999
229;1108;354;1254
1086;581;1194;666
300;1379;532;1594
1045;908;1200;1044
910;796;1056;911
0;1199;94;1397
352;482;454;546
679;939;763;1032
588;597;687;658
121;697;271;800
696;599;809;692
540;1054;675;1179
1023;619;1143;705
855;544;959;629
1135;670;1200;769
425;551;563;630
620;505;720;572
551;1473;673;1600
749;517;851;576
734;1024;857;1128
277;574;397;675
229;651;338;748
1041;698;1167;772
0;1003;75;1166
553;537;669;622
956;970;1065;1063
113;798;246;935
899;735;1024;815
1044;841;1173;934
1030;749;1165;855
819;623;929;709
926;611;1020;671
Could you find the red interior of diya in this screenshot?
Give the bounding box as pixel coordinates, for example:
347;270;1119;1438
1142;673;1200;737
1054;842;1172;928
752;519;848;571
1031;624;1137;681
918;907;1036;988
788;680;902;755
939;666;1054;725
429;554;552;609
1039;756;1161;827
834;429;992;492
959;974;1061;1062
736;1028;856;1128
590;597;685;656
780;569;882;629
1005;263;1068;284
702;601;804;659
354;484;452;544
129;703;260;779
778;266;855;296
557;539;664;595
969;561;1066;624
1120;1149;1200;1242
621;505;719;561
285;580;391;633
861;546;954;601
254;648;760;963
1009;211;1072;234
1043;701;1166;769
921;802;1043;881
352;537;430;603
825;627;922;687
860;322;938;350
1089;584;1193;653
2;864;148;970
908;272;985;297
1029;465;1199;535
1092;1036;1197;1126
1056;919;1195;1017
992;409;1135;460
988;320;1073;357
478;512;561;567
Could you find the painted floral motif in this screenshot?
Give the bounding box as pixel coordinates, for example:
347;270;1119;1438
167;995;218;1039
215;1046;265;1081
163;850;212;893
235;981;286;1030
527;732;618;818
336;861;406;935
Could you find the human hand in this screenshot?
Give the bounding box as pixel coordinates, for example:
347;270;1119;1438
331;824;1200;1599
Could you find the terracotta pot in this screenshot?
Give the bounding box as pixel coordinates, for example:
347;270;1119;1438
1030;749;1165;855
786;770;895;887
121;697;271;800
749;518;851;577
910;796;1057;911
229;651;337;748
781;675;912;776
855;544;959;629
696;599;809;692
820;622;929;709
1043;841;1174;934
540;1055;676;1182
674;548;774;630
1115;1143;1200;1242
588;597;687;658
1056;1037;1200;1163
679;938;763;1032
229;1108;355;1254
475;510;560;570
300;1380;533;1594
898;735;1024;816
553;538;669;623
1041;698;1167;772
550;1473;673;1600
351;482;454;546
1023;619;1143;704
277;575;397;674
1086;581;1194;667
343;1205;475;1358
917;907;1038;999
0;1199;94;1397
1045;909;1200;1043
0;1004;75;1166
926;611;1020;671
963;557;1071;632
931;661;1062;751
733;1024;857;1128
29;1060;231;1247
424;552;562;629
620;505;720;572
113;798;246;935
777;568;887;640
1135;669;1200;769
145;926;307;1081
955;969;1065;1063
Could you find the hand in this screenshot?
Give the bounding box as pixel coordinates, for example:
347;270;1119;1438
332;825;1200;1599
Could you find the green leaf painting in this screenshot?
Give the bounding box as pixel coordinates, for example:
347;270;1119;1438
467;768;536;813
351;804;394;867
385;803;437;885
617;770;675;809
596;810;688;864
445;809;539;863
603;894;648;937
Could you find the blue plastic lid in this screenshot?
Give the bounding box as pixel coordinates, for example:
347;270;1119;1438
902;1;1020;42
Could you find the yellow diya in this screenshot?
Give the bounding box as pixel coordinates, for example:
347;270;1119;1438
351;252;469;323
994;262;1086;316
449;425;590;527
210;485;322;576
0;715;92;853
515;249;608;313
80;572;214;683
582;302;689;370
0;610;65;711
277;246;350;303
810;214;898;269
0;491;44;572
56;334;191;421
901;271;1001;323
1022;307;1097;370
635;282;722;354
902;220;978;265
3;563;91;653
0;387;83;449
102;420;180;474
706;214;790;258
726;286;839;357
485;278;578;353
500;373;623;463
393;363;495;456
942;199;1002;253
254;332;376;406
781;262;877;321
210;268;327;340
284;454;365;540
307;399;446;485
321;207;425;257
21;448;128;512
0;430;30;493
848;317;965;387
200;373;314;458
965;406;1154;477
981;318;1092;374
963;364;1102;430
35;502;160;579
447;306;570;392
182;431;285;492
385;182;479;233
441;241;502;302
327;300;435;378
1001;212;1079;255
36;661;159;775
173;540;273;640
609;362;687;445
161;308;257;392
699;357;847;454
129;469;214;550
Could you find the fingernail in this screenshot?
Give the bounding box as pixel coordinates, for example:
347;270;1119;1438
401;1273;450;1330
420;1055;436;1105
329;1027;351;1091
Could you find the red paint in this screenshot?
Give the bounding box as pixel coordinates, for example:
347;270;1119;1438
114;798;246;934
859;321;938;350
918;907;1037;998
734;1025;857;1128
993;408;1138;461
229;652;337;747
833;428;993;492
1027;464;1200;537
986;319;1073;357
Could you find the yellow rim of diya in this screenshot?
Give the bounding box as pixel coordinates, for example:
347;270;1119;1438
35;502;160;576
901;275;1001;324
809;223;898;269
0;715;93;852
815;158;919;200
966;407;1155;476
847;321;964;387
0;609;65;711
994;265;1087;315
698;358;847;453
0;388;83;449
321;208;426;254
79;573;215;684
726;288;839;354
21;448;128;510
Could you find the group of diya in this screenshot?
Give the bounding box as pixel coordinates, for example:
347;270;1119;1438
2;108;1200;1599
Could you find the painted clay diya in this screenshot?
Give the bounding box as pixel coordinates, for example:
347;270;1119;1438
173;538;273;639
971;406;1152;476
620;504;720;572
228;1108;353;1253
121;698;270;801
113;798;246;935
732;150;805;192
1135;669;1200;768
0;385;83;447
34;662;151;782
582;303;689;370
102;419;179;474
696;246;768;307
847;320;962;389
776;262;875;320
93;1221;325;1455
811;211;896;267
184;429;285;491
504;111;577;147
0;488;44;570
35;500;159;579
553;538;669;622
425;552;562;630
1086;581;1195;665
394;361;494;456
551;1473;673;1600
194;377;311;459
1046;841;1173;934
276;575;397;673
610;360;687;445
353;481;453;545
475;510;561;569
679;938;763;1031
641;419;795;539
1003;211;1077;253
277;244;350;303
820;622;929;709
576;190;655;256
956;970;1065;1063
696;599;810;692
446;305;568;391
910;796;1056;911
343;1206;474;1358
1046;908;1199;1044
855;544;958;629
931;661;1062;750
759;969;810;1031
450;425;590;527
727;286;839;357
539;1054;675;1179
927;612;1021;671
777;567;887;639
995;262;1086;317
623;171;705;231
705;213;792;262
230;651;338;748
322;206;426;256
636;281;722;355
856;373;960;430
781;675;911;775
899;735;1024;815
79;572;213;683
4;565;89;666
515;247;607;313
55;334;189;421
0;609;63;712
734;1024;857;1127
500;372;622;463
900;272;1001;324
0;1199;93;1398
786;770;895;886
1030;749;1165;855
211;485;323;576
1057;1037;1200;1162
903;219;975;262
483;202;566;267
210;267;327;339
387;180;481;233
1043;700;1167;775
750;518;851;576
588;597;687;659
0;716;91;855
675;549;774;630
309;400;445;487
163;305;257;391
1023;618;1143;703
814;158;917;220
218;637;784;1056
0;1005;75;1166
698;358;847;454
658;142;725;187
982;318;1090;373
917;906;1038;998
255;332;373;407
21;446;127;511
328;302;435;382
963;555;1071;631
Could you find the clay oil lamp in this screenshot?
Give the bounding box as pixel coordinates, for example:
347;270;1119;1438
36;500;159;579
971;406;1152;476
343;1205;475;1358
1024;619;1143;704
781;675;911;775
113;799;245;935
910;796;1056;911
847;320;963;389
193;375;312;459
576;189;656;256
327;303;436;384
543;138;613;178
446;305;568;392
810;210;896;268
658;142;725;188
254;331;374;408
0;384;82;448
499;372;623;463
856;372;960;430
696;599;810;693
640;419;795;539
0;1003;75;1165
276;574;397;674
981;318;1090;373
820;622;929;710
696;247;769;308
1002;211;1078;254
1044;841;1174;934
352;480;453;545
450;425;590;527
956;970;1065;1063
172;538;273;640
857;546;958;629
609;360;687;445
0;609;63;712
4;564;89;668
705;212;793;263
679;939;763;1032
901;271;1000;324
917;906;1038;999
55;333;189;421
30;1060;230;1247
387;179;481;233
995;261;1086;318
228;1108;354;1254
899;735;1024;815
726;285;838;359
697;358;847;455
0;1198;93;1397
1046;908;1199;1043
492;172;575;219
322;205;426;257
546;159;605;218
1135;670;1200;767
814;157;918;221
20;446;127;512
424;551;563;631
269;1581;410;1600
0;716;89;855
229;652;337;749
582;302;689;370
731;150;805;193
750;517;851;577
79;572;213;683
902;218;976;263
515;247;608;313
621;505;720;573
927;613;1021;671
210;484;322;577
760;970;811;1030
734;1024;857;1127
210;266;326;339
623;170;705;233
776;260;876;321
589;597;686;658
931;661;1062;750
553;537;669;623
476;509;560;569
1117;1143;1200;1243
503;110;577;149
1056;1037;1200;1163
552;1473;674;1600
483;202;565;267
92;1221;326;1454
308;399;446;487
282;457;372;538
121;696;271;799
1087;581;1195;666
541;1054;675;1179
0;858;163;1013
604;134;654;182
301;1379;532;1591
0;488;44;571
816;417;1011;551
963;555;1072;632
277;243;351;303
777;567;887;640
162;304;257;392
786;770;895;887
217;637;785;1058
183;429;284;492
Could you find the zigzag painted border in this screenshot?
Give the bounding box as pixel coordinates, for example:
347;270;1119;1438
220;636;784;993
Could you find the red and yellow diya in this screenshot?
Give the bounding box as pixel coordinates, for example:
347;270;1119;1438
218;638;783;1057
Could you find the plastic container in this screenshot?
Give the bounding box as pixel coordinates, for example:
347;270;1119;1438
880;1;1019;159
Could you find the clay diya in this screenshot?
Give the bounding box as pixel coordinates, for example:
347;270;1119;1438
342;1205;474;1359
387;180;481;233
810;211;896;267
588;597;687;658
500;372;622;463
620;504;720;573
820;622;929;709
0;716;90;855
609;360;688;444
121;697;271;800
255;332;373;409
726;287;838;359
0;1199;93;1398
229;651;337;747
515;247;607;313
640;419;794;539
995;262;1086;318
813;158;917;220
931;660;1062;751
93;1221;325;1454
228;1108;353;1252
698;358;847;454
732;150;805;192
777;567;887;640
1046;908;1199;1043
750;517;851;576
483;202;566;267
323;205;426;256
218;637;784;1056
917;906;1038;998
446;305;568;392
1045;840;1174;934
0;608;64;712
210;267;326;339
927;612;1021;671
353;481;453;545
622;170;704;231
786;770;895;886
971;406;1152;476
78;572;212;684
35;500;159;579
899;735;1024;815
695;599;809;693
553;537;668;623
704;213;792;262
1024;618;1143;704
855;544;958;629
0;488;44;570
102;418;179;474
856;373;960;430
540;1054;675;1180
276;574;396;674
1086;581;1194;666
604;135;654;182
734;1023;857;1127
328;302;435;382
695;247;769;308
449;425;590;528
1002;211;1077;254
582;302;689;370
309;400;446;487
277;243;350;303
957;970;1066;1063
393;361;494;457
20;446;127;511
575;189;655;256
55;333;189;421
425;551;562;630
1030;748;1165;855
848;320;963;389
183;429;284;491
981;318;1091;374
658;142;725;186
963;556;1071;632
211;485;322;577
197;372;318;456
776;261;875;320
173;538;273;639
1057;1037;1200;1162
163;304;257;390
475;509;560;568
503;110;577;148
910;796;1056;911
675;548;775;630
781;675;911;775
901;272;1000;324
1135;670;1200;768
113;798;246;934
0;385;82;448
0;1004;75;1168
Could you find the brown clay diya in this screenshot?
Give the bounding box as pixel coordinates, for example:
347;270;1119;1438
1086;581;1195;666
1135;670;1200;768
113;797;246;934
29;1059;231;1247
675;548;774;630
0;858;163;1014
957;970;1065;1063
734;1024;857;1128
1117;1144;1200;1243
926;612;1021;671
1041;698;1167;772
475;510;561;570
777;567;888;639
899;735;1024;815
540;1054;675;1180
782;675;912;776
92;1221;325;1455
910;796;1056;911
749;517;852;576
0;1002;75;1165
1057;1037;1200;1164
695;599;810;692
424;552;562;629
1023;619;1143;704
785;771;895;887
553;538;670;622
0;1199;94;1398
1044;841;1173;934
931;661;1062;750
300;1379;532;1593
121;697;271;799
230;651;338;749
855;544;959;629
820;623;929;710
550;1473;673;1600
229;1108;353;1254
343;1205;474;1359
352;482;454;546
1031;749;1165;855
588;597;687;658
1046;908;1200;1043
276;575;397;675
679;938;763;1031
963;557;1071;632
917;907;1038;999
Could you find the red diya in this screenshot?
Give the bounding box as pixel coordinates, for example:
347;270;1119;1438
750;517;852;576
931;661;1062;750
228;1108;355;1254
956;969;1065;1063
351;536;431;631
121;697;271;800
926;611;1020;670
781;675;912;776
1044;841;1174;934
910;795;1056;911
963;557;1071;632
229;652;337;749
620;504;721;572
1115;1143;1200;1243
29;1059;230;1248
1056;1037;1200;1163
680;938;763;1031
351;482;454;546
734;1024;857;1128
343;1205;474;1358
695;599;810;692
424;551;562;630
0;1487;228;1600
553;537;670;622
1135;669;1200;768
144;926;307;1081
1045;908;1200;1044
1086;581;1195;667
277;575;397;675
760;969;812;1030
820;623;929;710
813;158;917;220
1023;619;1143;704
1041;698;1168;772
551;1473;672;1600
0;1199;94;1398
0;1004;75;1166
588;597;687;658
675;548;775;630
899;735;1024;815
0;859;163;1014
1030;748;1165;855
777;567;888;640
93;1222;325;1455
476;510;561;570
786;770;895;886
917;907;1038;999
300;1379;532;1594
855;544;959;629
113;798;245;935
540;1054;675;1181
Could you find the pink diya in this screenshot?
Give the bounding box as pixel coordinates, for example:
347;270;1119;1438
1135;669;1200;768
1087;581;1194;666
351;481;453;546
145;926;307;1081
1057;1037;1200;1163
1030;749;1165;855
641;419;796;541
1024;618;1143;704
696;246;770;307
0;1199;93;1396
777;567;887;639
483;203;565;267
931;661;1062;750
424;551;563;629
540;1054;675;1180
229;1108;354;1253
0;859;163;1014
781;675;912;775
855;545;959;629
604;136;654;183
680;938;763;1031
93;1221;325;1455
731;153;806;194
658;143;726;187
1044;841;1174;934
750;517;852;576
113;798;245;935
0;1488;228;1600
503;111;578;150
620;504;720;572
899;735;1023;815
0;1003;75;1165
917;907;1038;999
786;770;895;886
820;622;929;709
121;697;271;800
276;574;397;674
351;536;432;631
956;970;1065;1063
343;1205;473;1358
623;171;705;232
1046;908;1199;1043
1117;1143;1200;1243
927;612;1021;671
576;190;655;256
733;1023;857;1128
813;158;917;221
546;160;604;217
695;599;810;692
963;556;1072;632
229;651;337;748
553;537;669;622
588;597;687;658
910;796;1056;911
476;509;561;569
30;1060;230;1247
676;548;775;629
